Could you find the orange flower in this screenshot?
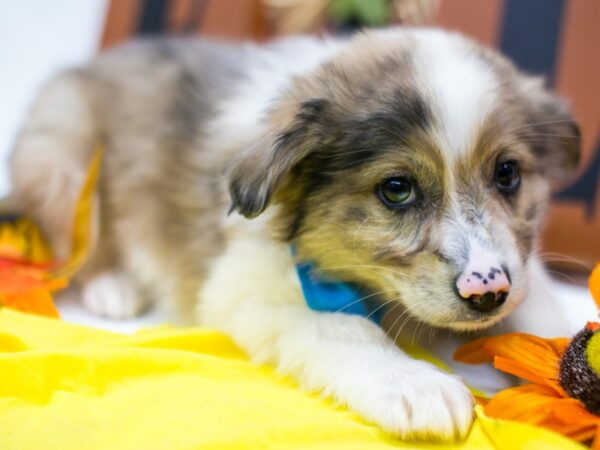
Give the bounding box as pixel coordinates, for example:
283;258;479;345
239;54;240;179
455;263;600;448
0;147;103;318
0;258;63;317
591;264;600;311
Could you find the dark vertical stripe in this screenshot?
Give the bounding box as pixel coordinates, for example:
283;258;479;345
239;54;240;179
138;0;169;34
499;0;565;85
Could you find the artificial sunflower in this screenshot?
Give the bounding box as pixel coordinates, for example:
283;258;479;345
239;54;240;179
0;148;102;318
0;257;64;317
455;263;600;448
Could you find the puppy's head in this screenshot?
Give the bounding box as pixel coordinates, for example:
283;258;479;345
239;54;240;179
229;29;580;331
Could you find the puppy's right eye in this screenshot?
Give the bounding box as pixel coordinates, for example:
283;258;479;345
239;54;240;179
378;178;416;208
495;160;521;194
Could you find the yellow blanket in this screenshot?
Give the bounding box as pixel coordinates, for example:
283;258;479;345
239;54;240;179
0;309;583;449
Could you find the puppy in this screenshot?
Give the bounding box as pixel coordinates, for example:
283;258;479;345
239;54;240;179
10;28;580;440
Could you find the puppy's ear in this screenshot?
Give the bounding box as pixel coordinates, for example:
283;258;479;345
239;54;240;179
228;99;329;218
520;77;581;181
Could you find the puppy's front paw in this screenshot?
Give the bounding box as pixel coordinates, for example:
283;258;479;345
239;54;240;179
82;271;147;319
351;361;474;441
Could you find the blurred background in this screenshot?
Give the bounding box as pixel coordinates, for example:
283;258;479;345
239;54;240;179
0;0;598;274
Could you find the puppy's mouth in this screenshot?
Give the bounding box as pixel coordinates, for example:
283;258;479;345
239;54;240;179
447;314;507;331
438;292;522;331
384;290;521;332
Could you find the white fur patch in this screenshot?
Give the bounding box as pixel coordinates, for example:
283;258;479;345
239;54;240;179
412;30;499;158
205;37;343;150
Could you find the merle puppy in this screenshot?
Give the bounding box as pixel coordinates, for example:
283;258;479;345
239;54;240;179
10;28;580;440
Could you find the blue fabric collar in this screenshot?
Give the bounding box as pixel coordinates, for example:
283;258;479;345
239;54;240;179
293;249;382;324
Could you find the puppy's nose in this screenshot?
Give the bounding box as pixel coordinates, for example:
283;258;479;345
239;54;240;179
456;266;510;312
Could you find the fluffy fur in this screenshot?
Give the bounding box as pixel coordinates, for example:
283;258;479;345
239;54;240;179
10;28;580;440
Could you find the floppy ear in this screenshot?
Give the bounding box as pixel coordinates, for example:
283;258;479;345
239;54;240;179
520;77;581;181
228;99;330;218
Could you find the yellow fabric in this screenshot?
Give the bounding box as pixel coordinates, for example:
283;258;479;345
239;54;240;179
0;309;584;450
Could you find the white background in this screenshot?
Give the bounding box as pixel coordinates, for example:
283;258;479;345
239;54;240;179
0;0;108;196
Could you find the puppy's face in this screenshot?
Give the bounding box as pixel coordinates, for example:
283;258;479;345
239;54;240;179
230;29;580;331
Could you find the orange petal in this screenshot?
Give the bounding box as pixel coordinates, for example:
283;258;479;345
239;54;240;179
552;400;600;427
1;289;60;318
485;384;562;423
474;395;489;407
590;263;600;311
455;333;568;385
0;260;63;318
0;217;53;264
486;383;600;444
543;407;600;444
494;356;564;393
593;426;600;450
564;426;600;442
53;147;103;279
453;337;493;363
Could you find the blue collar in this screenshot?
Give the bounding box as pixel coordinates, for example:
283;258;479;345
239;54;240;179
293;249;382;324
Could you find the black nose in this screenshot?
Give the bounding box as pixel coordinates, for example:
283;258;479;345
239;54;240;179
462;291;508;312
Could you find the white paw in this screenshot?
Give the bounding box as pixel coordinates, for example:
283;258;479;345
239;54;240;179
347;360;474;441
82;271;146;319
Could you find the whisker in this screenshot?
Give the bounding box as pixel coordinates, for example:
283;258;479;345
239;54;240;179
392;304;427;345
333;288;399;314
413;320;426;347
366;298;401;321
388;306;413;344
401;304;430;345
428;324;438;344
545;269;576;284
535;252;592;270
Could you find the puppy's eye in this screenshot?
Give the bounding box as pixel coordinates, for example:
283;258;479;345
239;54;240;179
495;160;520;193
378;178;416;208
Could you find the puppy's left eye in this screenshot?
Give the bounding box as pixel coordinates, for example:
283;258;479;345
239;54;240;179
495;160;520;193
378;178;417;208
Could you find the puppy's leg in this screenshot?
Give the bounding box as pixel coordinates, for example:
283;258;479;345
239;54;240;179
200;232;473;440
10;70;98;261
10;70;151;320
81;270;148;319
